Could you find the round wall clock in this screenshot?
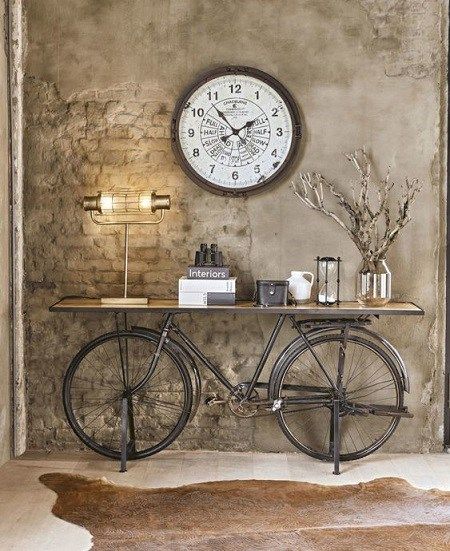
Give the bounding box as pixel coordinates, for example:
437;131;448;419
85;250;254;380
171;66;302;196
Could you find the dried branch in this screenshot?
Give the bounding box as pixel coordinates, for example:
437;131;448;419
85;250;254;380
292;172;367;258
292;150;422;262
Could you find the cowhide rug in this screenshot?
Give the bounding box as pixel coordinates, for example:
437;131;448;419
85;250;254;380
39;473;450;550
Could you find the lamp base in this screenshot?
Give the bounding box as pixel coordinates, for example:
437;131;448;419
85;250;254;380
101;297;148;305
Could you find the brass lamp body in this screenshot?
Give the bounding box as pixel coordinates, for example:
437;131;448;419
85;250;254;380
83;191;170;217
83;189;171;304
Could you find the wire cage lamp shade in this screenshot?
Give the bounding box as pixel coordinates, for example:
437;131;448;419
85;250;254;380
83;190;170;222
82;188;171;304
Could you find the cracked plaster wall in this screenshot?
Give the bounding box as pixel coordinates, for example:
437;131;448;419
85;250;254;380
23;0;447;453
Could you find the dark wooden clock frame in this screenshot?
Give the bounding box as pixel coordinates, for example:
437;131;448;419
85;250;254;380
171;66;302;197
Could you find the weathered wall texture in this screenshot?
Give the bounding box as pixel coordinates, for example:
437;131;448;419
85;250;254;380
0;0;11;466
23;0;447;453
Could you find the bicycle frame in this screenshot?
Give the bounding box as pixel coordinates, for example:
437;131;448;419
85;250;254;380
131;313;341;401
110;310;411;474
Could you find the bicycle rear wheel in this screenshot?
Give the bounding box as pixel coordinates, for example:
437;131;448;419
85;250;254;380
63;330;193;460
270;334;403;461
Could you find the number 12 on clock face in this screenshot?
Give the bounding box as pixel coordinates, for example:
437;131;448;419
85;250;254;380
172;66;302;196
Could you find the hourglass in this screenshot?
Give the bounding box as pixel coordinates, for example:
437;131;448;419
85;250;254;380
316;256;341;305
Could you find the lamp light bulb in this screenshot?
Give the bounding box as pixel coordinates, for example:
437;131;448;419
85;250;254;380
138;194;153;211
99;193;114;213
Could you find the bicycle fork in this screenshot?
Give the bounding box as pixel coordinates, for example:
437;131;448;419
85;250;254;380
117;313;175;472
291;317;350;475
331;323;350;475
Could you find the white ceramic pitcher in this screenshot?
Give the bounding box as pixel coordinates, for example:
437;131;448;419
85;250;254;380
287;271;314;303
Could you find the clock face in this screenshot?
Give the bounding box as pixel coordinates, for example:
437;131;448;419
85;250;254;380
172;66;302;196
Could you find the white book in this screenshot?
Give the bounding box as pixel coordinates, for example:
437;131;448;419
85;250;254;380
178;291;235;306
178;276;236;293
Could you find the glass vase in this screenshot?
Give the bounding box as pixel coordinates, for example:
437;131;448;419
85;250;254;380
356;258;391;307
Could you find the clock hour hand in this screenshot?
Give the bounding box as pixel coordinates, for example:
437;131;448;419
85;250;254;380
236;118;258;132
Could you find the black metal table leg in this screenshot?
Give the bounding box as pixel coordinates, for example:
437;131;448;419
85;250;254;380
332;324;349;475
328;408;335;456
120;396;128;473
333;397;340;475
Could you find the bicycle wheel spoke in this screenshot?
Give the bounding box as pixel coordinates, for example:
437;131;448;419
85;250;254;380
346;356;381;387
322;416;329;455
90;345;124;388
136;397;183;413
130;350;157;387
347;359;386;387
82;402;117;429
79;357;119;392
145;365;172;386
91;410;120;438
349;381;397;401
359;363;392;385
344;422;359;452
72;396;118;414
308;343;335;385
347;377;394;396
344;342;358;386
70;374;116;387
350;418;369;449
345;343;367;385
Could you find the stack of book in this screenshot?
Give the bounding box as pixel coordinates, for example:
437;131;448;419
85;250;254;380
178;244;236;306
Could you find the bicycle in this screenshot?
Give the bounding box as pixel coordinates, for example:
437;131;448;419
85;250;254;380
62;312;413;474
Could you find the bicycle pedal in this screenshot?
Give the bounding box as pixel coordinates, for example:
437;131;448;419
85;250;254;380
204;394;226;406
271;399;283;412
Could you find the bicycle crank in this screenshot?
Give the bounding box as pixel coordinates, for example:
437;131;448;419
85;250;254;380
204;393;227;406
227;384;260;418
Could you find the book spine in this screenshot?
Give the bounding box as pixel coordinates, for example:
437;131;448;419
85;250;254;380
179;277;236;293
178;292;207;306
187;266;230;279
178;291;235;306
206;292;235;305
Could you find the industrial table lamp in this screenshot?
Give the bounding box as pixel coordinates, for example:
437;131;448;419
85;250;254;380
83;189;171;304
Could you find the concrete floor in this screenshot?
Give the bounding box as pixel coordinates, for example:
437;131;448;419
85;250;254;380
0;450;449;550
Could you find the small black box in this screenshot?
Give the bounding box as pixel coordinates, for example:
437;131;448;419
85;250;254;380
256;280;289;307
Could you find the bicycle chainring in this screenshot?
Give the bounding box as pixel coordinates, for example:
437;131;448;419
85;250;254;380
227;384;260;418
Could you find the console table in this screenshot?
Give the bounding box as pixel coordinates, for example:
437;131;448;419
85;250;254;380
50;297;423;316
50;297;423;474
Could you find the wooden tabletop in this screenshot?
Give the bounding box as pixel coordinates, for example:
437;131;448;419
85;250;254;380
50;297;424;317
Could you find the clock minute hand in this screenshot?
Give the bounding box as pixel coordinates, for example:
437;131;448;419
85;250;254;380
212;104;237;132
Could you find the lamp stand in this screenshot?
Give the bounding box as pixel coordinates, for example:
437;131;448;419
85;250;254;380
101;224;148;305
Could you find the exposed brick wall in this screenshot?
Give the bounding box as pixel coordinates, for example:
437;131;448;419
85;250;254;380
24;77;273;452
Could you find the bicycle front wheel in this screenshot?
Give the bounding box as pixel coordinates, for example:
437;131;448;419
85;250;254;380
63;330;193;460
270;334;403;461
